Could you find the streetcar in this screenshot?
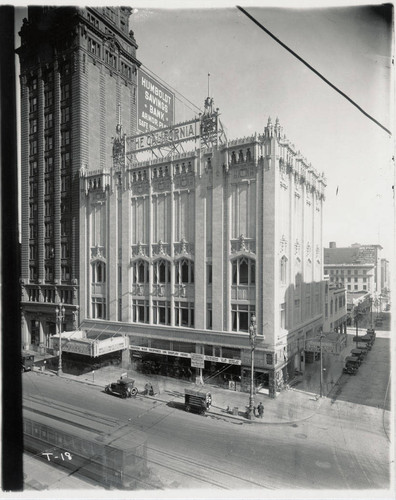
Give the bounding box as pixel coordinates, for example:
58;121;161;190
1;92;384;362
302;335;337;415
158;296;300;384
23;398;148;489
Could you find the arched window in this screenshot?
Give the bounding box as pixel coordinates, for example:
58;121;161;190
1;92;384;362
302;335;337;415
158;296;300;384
92;261;106;283
232;257;255;286
176;259;194;284
280;256;288;284
132;259;149;284
154;259;170;284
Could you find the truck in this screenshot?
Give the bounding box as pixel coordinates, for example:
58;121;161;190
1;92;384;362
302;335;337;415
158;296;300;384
184;388;212;414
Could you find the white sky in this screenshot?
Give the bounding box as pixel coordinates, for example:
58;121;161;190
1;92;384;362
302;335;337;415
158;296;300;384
14;2;394;263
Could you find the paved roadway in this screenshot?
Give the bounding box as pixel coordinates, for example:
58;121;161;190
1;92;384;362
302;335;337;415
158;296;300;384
23;372;390;491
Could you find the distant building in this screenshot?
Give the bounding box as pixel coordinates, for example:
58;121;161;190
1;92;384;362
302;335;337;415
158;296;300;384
381;258;390;293
324;242;382;293
323;280;347;334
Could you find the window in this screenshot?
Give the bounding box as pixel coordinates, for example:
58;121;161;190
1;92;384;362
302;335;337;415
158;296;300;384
61;266;70;282
29;97;37;113
30;161;38;176
29;245;37;260
207;264;212;285
45;201;52;216
44;90;53;107
29;181;38;198
45;179;53;195
30;140;37;155
176;259;194;284
29;266;37;280
330;300;333;315
232;257;255;285
363;278;367;282
61;83;70;101
92;261;106;283
363;270;367;275
325;303;328;318
88;37;101;57
132;260;149;284
61;152;70;169
30;78;37;91
336;269;339;274
354;285;358;290
30;119;37;134
45;222;53;238
354;270;358;275
354;278;358;283
61;107;70;124
92;297;106;319
153;300;170;325
207;303;212;329
348;278;351;283
363;285;367;290
45;156;53;173
45;266;53;282
61;130;70;147
44;113;53;129
231;303;255;332
45;135;53;151
280;302;286;328
280;256;287;284
347;285;351;290
153;259;170;284
29;224;37;239
61;220;70;236
175;301;194;327
61;242;69;259
61;175;70;192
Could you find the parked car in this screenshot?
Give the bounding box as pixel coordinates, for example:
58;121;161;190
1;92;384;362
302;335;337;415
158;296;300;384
184;388;212;414
22;354;35;372
105;378;138;398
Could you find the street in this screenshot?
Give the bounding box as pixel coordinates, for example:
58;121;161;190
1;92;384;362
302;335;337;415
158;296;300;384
23;371;390;491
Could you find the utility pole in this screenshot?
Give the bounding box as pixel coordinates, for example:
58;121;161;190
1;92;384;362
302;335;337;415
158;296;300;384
56;304;65;376
247;314;257;420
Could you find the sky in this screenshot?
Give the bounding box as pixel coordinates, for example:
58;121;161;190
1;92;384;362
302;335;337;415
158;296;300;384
128;3;394;262
14;2;394;262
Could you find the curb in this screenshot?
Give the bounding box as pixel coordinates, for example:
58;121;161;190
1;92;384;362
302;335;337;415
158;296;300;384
29;369;323;426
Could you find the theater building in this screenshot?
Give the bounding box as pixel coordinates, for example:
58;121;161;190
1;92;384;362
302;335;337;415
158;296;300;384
79;108;327;397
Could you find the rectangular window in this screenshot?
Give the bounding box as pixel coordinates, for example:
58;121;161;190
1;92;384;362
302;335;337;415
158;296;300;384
348;278;351;283
280;302;286;329
363;285;367;290
325;303;328;318
354;270;358;275
92;297;106;319
207;264;212;285
29;97;37;113
45;90;53;107
347;285;351;290
61;152;70;169
61;266;70;281
61;130;70;147
45;201;52;216
61;83;70;100
45;179;53;195
175;301;195;328
207;303;212;329
153;300;170;325
44;113;53;129
30;140;37;155
132;299;149;324
363;277;367;282
354;278;358;283
45;135;53;151
354;285;358;290
30;119;37;134
363;270;367;275
61;242;69;259
30;161;38;176
231;303;255;332
45;156;53;173
45;222;53;238
29;181;38;198
45;266;53;282
61;175;70;192
29;245;37;260
61;107;70;124
29;224;37;239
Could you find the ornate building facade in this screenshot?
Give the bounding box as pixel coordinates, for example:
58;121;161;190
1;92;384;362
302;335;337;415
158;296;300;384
79;114;327;397
18;7;140;349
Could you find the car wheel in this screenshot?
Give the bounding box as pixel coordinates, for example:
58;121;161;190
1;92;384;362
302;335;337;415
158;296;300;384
131;387;138;396
185;404;191;412
105;387;110;393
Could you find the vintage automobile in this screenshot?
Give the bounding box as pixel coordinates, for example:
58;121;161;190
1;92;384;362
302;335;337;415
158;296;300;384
351;349;365;360
22;354;35;372
343;364;358;375
105;377;138;398
184;388;212;414
343;356;361;372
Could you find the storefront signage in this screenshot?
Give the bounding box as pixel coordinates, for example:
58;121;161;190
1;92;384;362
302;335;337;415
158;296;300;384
62;341;92;356
94;337;128;357
131;119;199;153
137;69;175;132
191;354;205;368
130;345;241;365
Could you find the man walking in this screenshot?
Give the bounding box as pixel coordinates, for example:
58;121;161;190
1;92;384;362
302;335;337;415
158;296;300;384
257;402;264;418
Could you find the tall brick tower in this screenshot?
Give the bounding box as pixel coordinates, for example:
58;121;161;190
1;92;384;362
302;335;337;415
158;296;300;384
17;7;141;350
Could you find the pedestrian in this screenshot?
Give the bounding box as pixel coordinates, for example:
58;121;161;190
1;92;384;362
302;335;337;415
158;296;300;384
257;402;264;418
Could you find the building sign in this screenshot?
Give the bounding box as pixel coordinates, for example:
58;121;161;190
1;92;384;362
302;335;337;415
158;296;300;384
137;69;175;133
305;334;346;354
130;119;199;154
130;345;241;365
191;354;205;368
93;337;128;357
62;341;92;356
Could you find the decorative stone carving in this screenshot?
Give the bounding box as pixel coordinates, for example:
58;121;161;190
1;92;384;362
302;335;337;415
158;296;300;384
294;239;300;256
280;235;287;254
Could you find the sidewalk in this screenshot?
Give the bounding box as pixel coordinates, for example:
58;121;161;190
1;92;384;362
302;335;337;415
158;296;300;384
29;362;325;426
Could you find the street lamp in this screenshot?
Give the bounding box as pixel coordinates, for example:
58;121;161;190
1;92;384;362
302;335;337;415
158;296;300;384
56;304;65;376
247;314;257;420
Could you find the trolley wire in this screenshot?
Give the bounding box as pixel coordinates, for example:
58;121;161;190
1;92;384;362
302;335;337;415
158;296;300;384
237;6;391;136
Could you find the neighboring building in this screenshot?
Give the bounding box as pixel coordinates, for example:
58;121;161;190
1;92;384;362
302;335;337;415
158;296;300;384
18;7;141;349
323;280;347;334
19;7;328;398
381;258;390;294
324;263;375;293
346;291;371;326
324;242;381;292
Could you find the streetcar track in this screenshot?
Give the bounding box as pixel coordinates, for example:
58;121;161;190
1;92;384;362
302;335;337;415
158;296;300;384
147;445;275;489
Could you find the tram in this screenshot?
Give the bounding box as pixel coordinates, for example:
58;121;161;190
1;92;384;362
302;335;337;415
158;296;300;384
23;398;148;489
